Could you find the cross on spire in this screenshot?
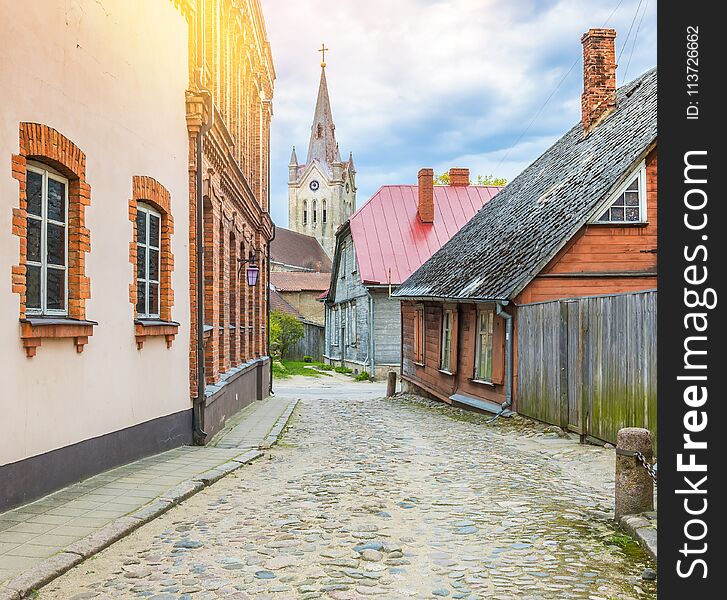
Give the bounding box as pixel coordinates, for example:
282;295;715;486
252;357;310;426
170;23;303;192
318;43;329;68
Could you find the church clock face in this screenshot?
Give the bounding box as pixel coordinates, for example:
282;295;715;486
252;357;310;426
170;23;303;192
309;180;320;191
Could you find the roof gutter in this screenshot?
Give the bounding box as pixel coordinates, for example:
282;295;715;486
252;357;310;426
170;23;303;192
392;294;509;304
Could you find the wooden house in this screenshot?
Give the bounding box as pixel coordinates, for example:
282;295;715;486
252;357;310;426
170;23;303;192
395;29;657;428
325;169;500;378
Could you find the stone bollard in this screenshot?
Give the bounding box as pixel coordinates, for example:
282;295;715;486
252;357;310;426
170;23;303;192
386;371;397;397
615;427;654;520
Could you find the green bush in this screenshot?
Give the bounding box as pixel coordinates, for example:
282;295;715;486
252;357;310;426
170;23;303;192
270;310;304;360
355;371;371;381
334;366;353;374
317;363;335;371
303;355;313;363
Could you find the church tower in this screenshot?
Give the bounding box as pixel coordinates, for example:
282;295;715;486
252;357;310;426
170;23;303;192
288;46;356;257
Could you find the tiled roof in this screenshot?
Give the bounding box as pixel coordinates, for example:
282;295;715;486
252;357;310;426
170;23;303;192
270;228;332;273
270;287;303;319
349;185;501;286
271;271;331;292
395;68;657;301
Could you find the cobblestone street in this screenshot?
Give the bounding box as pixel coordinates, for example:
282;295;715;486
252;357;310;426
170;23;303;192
41;382;656;600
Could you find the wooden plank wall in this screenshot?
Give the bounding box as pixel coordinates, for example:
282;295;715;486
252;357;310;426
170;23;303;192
517;290;657;451
288;322;325;361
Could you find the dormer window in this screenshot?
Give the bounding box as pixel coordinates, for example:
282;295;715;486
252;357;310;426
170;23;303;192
594;162;646;224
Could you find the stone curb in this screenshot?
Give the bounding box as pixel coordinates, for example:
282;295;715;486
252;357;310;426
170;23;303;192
620;513;657;561
260;399;299;449
0;448;266;598
3;552;83;598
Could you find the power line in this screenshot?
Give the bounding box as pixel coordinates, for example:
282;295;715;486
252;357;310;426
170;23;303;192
492;0;630;174
623;0;650;81
617;0;644;65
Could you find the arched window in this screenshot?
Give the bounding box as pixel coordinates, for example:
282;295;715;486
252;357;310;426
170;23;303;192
313;200;317;224
129;176;178;349
14;123;93;356
25;162;69;315
135;202;162;318
322;200;327;223
303;200;308;225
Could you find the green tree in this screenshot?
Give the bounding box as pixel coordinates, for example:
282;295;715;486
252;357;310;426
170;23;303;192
270;310;304;360
433;172;507;186
434;172;451;185
476;174;508;186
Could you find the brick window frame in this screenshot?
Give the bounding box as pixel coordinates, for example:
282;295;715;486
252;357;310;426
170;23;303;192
12;123;94;357
128;176;178;349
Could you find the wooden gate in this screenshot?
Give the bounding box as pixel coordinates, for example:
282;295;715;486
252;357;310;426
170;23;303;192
517;291;657;450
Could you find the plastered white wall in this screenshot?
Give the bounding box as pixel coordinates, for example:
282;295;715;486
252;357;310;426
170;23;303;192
0;0;192;466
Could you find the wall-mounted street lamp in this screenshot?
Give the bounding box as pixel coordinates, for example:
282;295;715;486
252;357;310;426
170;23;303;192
238;251;260;286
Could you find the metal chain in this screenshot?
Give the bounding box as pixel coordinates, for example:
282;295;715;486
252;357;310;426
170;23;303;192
616;448;657;484
634;451;657;484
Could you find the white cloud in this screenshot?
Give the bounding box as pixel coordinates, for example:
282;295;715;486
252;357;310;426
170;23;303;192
262;0;656;225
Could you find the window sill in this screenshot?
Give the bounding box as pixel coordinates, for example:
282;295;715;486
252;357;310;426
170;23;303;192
438;368;455;377
471;378;495;387
134;319;180;349
414;361;425;368
588;221;649;227
20;317;98;357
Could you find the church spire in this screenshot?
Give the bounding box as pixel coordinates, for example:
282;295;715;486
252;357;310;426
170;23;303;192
289;145;298;166
306;48;338;169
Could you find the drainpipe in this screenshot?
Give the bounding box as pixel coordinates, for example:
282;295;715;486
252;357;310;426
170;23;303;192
267;223;276;396
488;301;513;423
368;294;375;379
193;71;214;445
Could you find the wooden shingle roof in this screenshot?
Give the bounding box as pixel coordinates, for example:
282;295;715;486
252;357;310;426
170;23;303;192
395;68;657;301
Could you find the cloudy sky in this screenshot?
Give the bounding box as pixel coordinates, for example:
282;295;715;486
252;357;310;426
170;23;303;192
260;0;656;228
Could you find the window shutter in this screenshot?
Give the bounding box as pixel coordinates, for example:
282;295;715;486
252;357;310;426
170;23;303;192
449;307;459;374
491;314;506;384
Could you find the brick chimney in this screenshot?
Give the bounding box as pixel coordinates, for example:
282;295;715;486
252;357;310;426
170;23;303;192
581;28;617;134
448;167;470;186
418;168;434;223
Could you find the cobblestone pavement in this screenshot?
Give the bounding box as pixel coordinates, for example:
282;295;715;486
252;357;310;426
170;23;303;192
41;391;656;600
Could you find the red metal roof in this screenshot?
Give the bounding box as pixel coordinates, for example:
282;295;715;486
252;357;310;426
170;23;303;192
349;185;501;285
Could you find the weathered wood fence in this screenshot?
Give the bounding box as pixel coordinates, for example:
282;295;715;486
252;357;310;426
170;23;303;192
517;290;656;451
287;321;324;361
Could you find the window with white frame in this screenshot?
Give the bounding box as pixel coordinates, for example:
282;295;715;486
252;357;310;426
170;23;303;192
322;200;327;223
440;309;453;371
26;163;68;315
303;200;308;225
475;308;494;381
595;162;646;223
136;203;162;318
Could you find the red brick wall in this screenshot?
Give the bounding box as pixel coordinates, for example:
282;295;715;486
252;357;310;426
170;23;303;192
185;1;274;398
